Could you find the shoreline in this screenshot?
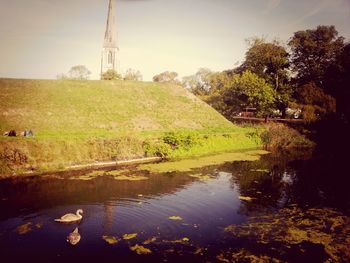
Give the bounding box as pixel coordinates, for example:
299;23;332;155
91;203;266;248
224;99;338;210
0;156;163;180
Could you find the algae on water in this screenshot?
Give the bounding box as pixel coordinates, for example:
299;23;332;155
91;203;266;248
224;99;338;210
102;235;119;245
69;170;104;180
130;244;152;255
123;233;138;240
168;216;183;221
224;206;350;262
140;150;269;173
15;223;33;235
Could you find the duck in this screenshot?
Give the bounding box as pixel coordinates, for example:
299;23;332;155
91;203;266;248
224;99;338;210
67;227;81;245
55;209;83;223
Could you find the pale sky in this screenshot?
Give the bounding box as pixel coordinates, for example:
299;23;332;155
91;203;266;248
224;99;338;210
0;0;349;81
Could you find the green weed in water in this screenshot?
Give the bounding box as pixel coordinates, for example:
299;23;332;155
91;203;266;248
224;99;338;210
140;150;269;173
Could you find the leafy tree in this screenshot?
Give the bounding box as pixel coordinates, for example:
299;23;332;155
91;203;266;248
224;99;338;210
101;69;122;80
292;82;336;122
182;68;213;95
124;68;143;81
325;43;350;123
68;65;91;80
239;38;290;90
153;71;179;83
219;71;276;118
238;38;291;116
288;25;344;91
336;43;350;124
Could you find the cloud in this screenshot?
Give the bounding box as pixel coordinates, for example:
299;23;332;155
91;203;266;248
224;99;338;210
263;0;281;14
289;0;340;27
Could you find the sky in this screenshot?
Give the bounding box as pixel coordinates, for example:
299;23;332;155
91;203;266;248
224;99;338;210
0;0;349;81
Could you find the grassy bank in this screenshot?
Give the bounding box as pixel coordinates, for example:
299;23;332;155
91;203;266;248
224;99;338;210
0;79;262;175
0;127;262;174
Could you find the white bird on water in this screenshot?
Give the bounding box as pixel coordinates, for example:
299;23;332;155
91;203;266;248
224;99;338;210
67;227;81;245
55;209;83;223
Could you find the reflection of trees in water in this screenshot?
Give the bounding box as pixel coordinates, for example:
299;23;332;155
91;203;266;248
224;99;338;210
217;149;347;215
218;151;312;215
103;201;114;233
0;171;194;220
287;156;350;211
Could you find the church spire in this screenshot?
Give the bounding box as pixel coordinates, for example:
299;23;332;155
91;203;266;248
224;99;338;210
101;0;118;78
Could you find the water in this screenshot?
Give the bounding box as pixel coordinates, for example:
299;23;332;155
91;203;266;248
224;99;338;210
0;151;349;262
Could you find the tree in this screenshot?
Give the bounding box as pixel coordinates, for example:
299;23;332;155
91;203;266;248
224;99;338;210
239;38;290;90
322;42;350;124
292;82;336;122
288;25;344;91
153;71;179;83
182;68;213;95
219;71;276;118
124;68;143;81
238;38;291;116
101;69;122;80
68;65;91;80
56;73;68;80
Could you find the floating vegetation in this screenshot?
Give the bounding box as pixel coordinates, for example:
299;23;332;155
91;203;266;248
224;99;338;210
194;247;205;255
113;175;149;181
143;236;157;245
123;233;138;240
168;216;183;221
35;223;43;229
217;248;280;263
69;170;104;180
102;235;119;245
224;206;350;262
15;222;43;235
15;223;33;235
163;237;191;245
140;150;269;173
130;244;152;255
105;170;125;176
238;196;254;201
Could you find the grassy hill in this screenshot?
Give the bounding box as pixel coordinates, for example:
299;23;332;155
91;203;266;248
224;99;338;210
0;79;232;137
0;79;261;174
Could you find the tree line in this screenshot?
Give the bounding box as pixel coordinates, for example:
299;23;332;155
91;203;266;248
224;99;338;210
153;25;349;124
57;67;142;81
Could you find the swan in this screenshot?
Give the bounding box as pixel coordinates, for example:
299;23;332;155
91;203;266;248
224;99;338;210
55;209;83;223
67;227;81;245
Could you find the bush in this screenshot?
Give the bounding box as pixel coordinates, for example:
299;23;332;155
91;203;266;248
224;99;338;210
260;123;314;149
101;69;122;80
143;140;172;158
163;130;201;149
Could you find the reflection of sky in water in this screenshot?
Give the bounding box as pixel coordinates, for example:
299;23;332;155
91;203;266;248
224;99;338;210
281;172;294;185
0;152;348;262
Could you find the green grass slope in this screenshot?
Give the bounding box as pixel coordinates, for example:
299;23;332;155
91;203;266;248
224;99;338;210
0;79;232;138
0;78;261;174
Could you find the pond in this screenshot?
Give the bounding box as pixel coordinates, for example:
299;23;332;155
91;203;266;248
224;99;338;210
0;150;349;262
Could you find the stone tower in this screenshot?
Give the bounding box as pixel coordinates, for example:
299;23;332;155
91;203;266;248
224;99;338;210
101;0;118;78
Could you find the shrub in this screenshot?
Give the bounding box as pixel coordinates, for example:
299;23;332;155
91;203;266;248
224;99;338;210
162;130;202;149
260;123;314;149
144;140;172;158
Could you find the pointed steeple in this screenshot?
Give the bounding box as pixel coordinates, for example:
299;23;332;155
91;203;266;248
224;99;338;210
104;0;117;48
101;0;118;77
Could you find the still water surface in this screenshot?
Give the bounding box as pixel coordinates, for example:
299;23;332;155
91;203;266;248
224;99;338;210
0;151;349;262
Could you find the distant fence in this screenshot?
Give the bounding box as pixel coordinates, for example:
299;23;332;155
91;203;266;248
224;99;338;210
230;116;306;125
